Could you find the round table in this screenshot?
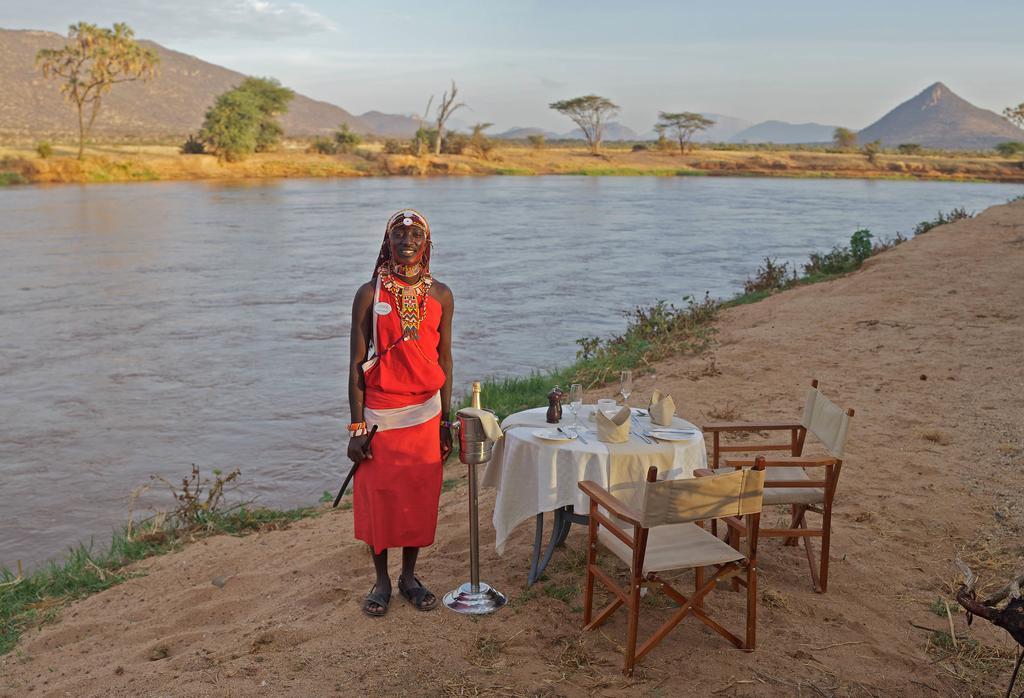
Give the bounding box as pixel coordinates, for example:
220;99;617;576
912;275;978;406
481;405;707;585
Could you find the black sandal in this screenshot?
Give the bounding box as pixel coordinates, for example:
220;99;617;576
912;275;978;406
362;585;391;617
398;575;438;611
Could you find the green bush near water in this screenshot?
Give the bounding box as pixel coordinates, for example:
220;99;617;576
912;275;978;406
0;171;28;186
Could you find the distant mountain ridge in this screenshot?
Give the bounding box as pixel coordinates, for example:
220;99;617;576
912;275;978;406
730;120;839;144
0;28;412;139
857;82;1024;149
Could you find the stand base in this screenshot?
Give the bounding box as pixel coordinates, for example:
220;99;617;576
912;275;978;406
442;582;507;615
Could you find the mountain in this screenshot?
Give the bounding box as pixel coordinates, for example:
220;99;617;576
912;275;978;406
637;114;753;142
858;82;1024;150
357;111;421;138
493;126;561;140
0;28;403;139
730;120;839;144
692;114;753;142
563;121;640;141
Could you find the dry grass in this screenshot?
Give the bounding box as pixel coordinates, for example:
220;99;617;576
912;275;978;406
921;430;953;446
4;142;1024;186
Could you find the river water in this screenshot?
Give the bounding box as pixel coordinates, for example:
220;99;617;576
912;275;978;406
1;176;1020;568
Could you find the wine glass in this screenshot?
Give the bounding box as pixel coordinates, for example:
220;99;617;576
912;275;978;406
619;370;633;408
568;383;583;434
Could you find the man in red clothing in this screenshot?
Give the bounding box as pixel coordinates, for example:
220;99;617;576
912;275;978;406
347;209;454;616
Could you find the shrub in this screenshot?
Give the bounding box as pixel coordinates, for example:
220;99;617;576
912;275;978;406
199;77;294;161
383;139;407;154
897;143;923;155
863;139;882;165
913;207;974;236
631;143;648;152
850;228;873;263
35;141;53;159
995;141;1024;157
179;134;205;154
307;136;338;154
527;134;545;150
441;132;470;155
743;257;793;294
334;122;361;153
0;171;28;186
804;246;857;277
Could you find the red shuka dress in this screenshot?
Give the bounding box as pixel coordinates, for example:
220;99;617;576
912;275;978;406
354;278;447;554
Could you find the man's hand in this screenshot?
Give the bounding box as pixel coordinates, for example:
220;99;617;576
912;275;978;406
347;433;373;464
440;424;453;461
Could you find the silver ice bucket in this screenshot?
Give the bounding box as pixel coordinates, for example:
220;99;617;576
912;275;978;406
457;409;495;465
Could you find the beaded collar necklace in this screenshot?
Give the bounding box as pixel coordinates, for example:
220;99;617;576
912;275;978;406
377;262;433;340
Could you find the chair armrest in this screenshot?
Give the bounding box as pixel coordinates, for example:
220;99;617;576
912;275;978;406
578;480;643;527
693;468;715;478
702;421;802;433
724;456;838;468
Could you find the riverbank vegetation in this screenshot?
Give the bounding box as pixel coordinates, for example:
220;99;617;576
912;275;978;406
3;139;1024;186
0;467;323;655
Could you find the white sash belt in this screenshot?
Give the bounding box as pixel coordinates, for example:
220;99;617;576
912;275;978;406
365;391;442;432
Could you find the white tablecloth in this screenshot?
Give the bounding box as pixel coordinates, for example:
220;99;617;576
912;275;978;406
481;406;707;554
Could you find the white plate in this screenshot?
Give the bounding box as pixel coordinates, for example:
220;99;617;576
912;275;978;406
533;428;577;441
647;429;698;441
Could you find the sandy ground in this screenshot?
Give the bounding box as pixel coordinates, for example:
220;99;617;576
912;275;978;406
2;201;1023;697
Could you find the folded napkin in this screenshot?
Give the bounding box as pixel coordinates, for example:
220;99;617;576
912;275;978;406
457;407;503;442
648;390;676;426
596;406;631;443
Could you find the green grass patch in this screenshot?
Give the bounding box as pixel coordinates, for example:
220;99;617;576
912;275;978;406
0;504;322;655
0;171;28;186
492;166;535;175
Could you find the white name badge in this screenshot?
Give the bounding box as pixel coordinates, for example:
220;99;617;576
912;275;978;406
373;302;392;315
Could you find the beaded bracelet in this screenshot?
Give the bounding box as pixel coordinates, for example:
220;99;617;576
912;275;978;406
347;421;367;437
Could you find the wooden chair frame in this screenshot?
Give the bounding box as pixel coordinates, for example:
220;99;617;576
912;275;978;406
578;459;765;676
702;379;855;593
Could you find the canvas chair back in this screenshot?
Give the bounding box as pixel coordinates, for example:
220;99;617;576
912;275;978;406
640;467;764;528
801;387;851;458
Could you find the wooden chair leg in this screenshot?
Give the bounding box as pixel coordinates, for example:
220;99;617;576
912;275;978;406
623;571;642;676
745;561;757;651
819;504;833;593
694;566;704;610
583;505;598;624
729;528;741;591
785;505;804;546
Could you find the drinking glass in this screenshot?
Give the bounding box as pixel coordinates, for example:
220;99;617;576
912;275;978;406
619;370;633;407
568;383;583;434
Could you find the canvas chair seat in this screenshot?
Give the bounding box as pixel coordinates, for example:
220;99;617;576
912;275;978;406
599;522;745;576
713;466;825;506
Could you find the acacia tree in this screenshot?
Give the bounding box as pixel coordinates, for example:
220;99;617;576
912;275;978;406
433;81;465;155
549;95;619;154
656;112;715;154
1004;104;1024;129
833;127;857;149
36;22;159;159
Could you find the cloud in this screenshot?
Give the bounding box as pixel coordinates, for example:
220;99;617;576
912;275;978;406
4;0;337;40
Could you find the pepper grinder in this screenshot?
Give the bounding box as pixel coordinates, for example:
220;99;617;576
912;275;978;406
546;385;564;423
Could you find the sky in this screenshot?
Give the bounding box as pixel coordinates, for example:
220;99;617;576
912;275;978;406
2;0;1022;133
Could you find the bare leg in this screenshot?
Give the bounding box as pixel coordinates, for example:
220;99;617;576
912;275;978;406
400;546;436;609
366;548;391;614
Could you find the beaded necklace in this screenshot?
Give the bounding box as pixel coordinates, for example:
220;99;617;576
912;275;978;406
377;263;433;340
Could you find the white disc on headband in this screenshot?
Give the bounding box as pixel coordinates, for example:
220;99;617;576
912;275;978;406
374;302;392;315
